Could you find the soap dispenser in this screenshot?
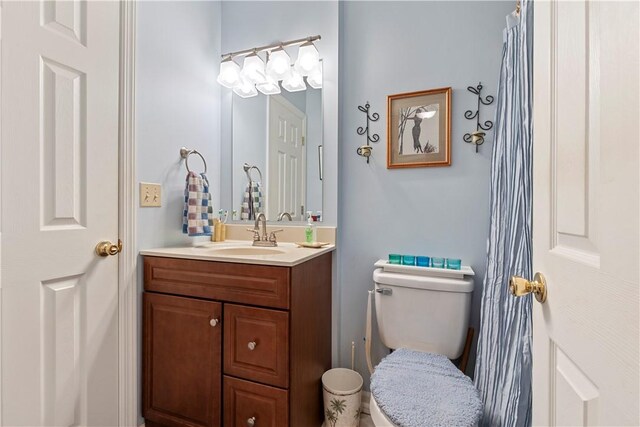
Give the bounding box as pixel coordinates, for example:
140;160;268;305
305;211;317;244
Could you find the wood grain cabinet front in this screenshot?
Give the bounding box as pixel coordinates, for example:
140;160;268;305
143;252;332;427
143;292;222;427
223;376;288;427
224;304;289;388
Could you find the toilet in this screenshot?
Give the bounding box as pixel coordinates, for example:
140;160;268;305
369;267;482;427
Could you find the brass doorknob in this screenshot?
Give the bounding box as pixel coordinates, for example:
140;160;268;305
95;239;123;257
509;272;547;303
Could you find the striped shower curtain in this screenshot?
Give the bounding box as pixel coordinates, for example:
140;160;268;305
474;1;533;426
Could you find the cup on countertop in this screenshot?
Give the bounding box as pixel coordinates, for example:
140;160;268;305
446;258;462;270
416;256;431;267
388;254;402;265
402;255;416;266
431;257;445;268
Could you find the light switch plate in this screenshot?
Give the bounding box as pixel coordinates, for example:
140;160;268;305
140;182;161;207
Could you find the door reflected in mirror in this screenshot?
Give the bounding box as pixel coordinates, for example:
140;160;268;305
232;67;323;223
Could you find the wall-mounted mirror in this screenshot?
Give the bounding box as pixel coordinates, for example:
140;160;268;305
231;66;323;222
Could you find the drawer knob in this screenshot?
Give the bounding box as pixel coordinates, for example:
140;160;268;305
247;341;257;351
210;318;219;327
247;416;256;427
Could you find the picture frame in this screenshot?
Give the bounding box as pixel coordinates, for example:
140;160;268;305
387;87;452;168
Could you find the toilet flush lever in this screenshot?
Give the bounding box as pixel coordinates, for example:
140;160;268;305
376;288;392;296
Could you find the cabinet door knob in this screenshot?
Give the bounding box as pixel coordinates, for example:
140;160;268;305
247;341;257;351
246;416;256;427
210;318;219;327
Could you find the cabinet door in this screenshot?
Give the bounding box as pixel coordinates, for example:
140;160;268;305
143;293;222;427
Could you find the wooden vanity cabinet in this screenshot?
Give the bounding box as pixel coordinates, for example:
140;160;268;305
143;293;222;427
142;252;332;427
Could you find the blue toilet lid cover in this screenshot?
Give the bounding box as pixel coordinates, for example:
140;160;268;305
370;348;483;427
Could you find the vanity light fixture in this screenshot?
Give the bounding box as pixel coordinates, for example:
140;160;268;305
266;47;292;81
216;56;242;88
241;52;267;84
217;35;322;95
256;76;281;95
294;41;320;76
232;76;258;98
307;66;322;89
282;68;306;92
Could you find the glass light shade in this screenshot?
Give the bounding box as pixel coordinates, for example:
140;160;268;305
307;67;322;89
417;105;437;119
294;42;320;76
282;68;306;92
256;76;281;95
232;77;258;98
241;53;267;84
216;58;241;88
266;48;292;81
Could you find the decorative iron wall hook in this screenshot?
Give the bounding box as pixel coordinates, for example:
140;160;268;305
463;82;494;153
356;101;380;163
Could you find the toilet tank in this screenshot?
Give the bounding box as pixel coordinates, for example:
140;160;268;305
373;268;474;359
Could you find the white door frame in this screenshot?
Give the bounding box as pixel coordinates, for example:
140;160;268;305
118;2;138;426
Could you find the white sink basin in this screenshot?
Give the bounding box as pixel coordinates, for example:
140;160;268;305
209;246;286;256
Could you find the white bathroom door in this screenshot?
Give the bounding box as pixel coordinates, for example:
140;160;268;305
1;1;121;426
532;1;639;425
267;95;306;221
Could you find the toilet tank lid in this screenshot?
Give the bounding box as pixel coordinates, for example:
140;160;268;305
373;268;474;293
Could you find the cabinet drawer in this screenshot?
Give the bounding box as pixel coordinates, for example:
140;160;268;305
224;304;289;388
144;256;290;309
223;376;288;427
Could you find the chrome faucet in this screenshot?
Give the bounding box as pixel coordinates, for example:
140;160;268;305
277;212;293;221
247;213;282;247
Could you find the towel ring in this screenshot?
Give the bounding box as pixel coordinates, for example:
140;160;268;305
180;147;207;174
243;163;262;182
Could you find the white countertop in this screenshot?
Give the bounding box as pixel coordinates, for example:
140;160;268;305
140;240;336;267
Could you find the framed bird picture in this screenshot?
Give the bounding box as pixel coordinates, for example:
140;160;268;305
387;87;451;168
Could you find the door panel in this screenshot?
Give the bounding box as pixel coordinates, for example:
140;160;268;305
533;1;639;425
268;95;306;220
1;1;120;425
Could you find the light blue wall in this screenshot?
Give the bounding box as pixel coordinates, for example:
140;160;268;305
337;1;511;388
136;1;221;422
137;1;221;249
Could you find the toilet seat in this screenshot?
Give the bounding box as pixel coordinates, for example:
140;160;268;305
369;348;482;427
369;393;397;426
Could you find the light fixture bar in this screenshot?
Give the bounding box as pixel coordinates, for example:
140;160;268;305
221;35;321;59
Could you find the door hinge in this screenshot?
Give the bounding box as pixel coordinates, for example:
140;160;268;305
301;136;305;146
